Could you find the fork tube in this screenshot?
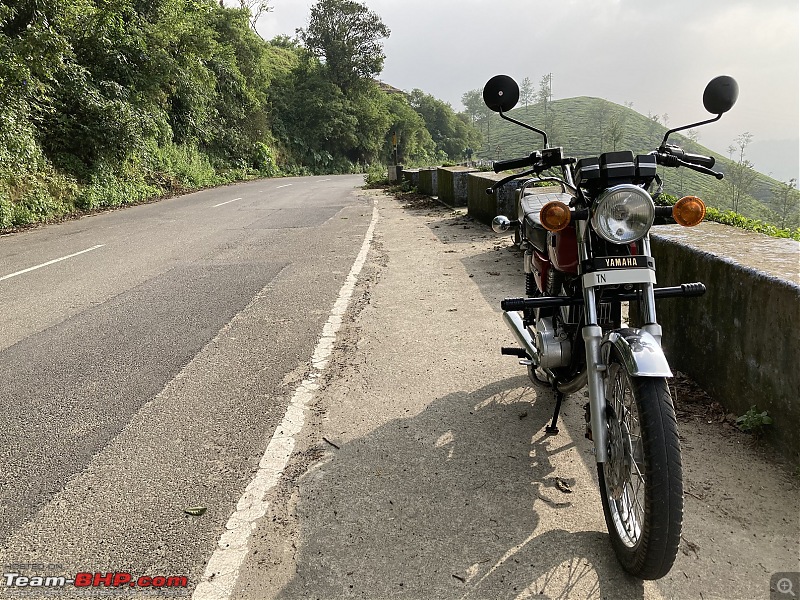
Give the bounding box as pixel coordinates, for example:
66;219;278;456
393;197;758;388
639;236;663;344
576;219;608;463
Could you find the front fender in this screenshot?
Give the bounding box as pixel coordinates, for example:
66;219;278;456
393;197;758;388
601;328;673;377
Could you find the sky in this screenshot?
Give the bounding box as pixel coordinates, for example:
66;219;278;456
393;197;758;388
252;0;799;181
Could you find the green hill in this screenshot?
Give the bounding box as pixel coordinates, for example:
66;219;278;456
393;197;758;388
477;97;797;228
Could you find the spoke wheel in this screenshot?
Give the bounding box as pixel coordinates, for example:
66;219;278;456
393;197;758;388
597;354;683;579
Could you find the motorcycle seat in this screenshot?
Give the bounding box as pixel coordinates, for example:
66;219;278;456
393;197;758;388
520;191;573;252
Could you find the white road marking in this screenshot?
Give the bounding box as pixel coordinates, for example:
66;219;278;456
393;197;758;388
213;197;242;208
0;245;105;283
275;184;292;189
192;203;379;600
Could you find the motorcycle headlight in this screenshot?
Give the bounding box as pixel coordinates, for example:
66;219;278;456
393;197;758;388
591;185;655;244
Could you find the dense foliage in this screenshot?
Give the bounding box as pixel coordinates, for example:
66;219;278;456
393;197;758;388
0;0;480;229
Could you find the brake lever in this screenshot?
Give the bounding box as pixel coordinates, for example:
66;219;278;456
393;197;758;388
485;167;538;195
655;152;724;180
679;159;724;180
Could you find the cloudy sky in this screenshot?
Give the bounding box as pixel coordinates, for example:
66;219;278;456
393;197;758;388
254;0;799;181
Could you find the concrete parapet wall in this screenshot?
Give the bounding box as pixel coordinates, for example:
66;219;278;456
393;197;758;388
650;223;800;463
417;168;438;196
437;166;479;207
401;168;420;189
466;172;525;225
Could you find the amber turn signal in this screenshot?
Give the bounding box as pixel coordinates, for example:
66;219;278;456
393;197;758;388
672;196;706;227
540;201;571;232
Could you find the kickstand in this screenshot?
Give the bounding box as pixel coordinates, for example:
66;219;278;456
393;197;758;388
545;388;565;435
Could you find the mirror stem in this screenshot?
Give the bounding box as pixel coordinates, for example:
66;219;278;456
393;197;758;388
660;113;722;148
499;110;549;148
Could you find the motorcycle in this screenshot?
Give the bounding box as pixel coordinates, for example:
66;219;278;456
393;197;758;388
483;74;738;579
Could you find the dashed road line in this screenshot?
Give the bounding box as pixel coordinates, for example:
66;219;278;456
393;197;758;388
0;245;106;283
213;198;242;208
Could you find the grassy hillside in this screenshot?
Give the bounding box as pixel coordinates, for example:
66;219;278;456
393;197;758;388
477;98;798;229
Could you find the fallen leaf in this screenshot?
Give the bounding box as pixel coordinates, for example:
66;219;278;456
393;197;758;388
555;478;573;494
184;506;207;516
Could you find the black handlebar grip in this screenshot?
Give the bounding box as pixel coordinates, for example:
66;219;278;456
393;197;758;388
681;282;707;296
682;152;715;169
656;153;680;167
493;154;536;173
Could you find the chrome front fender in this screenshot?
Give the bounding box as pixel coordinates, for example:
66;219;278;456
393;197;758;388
601;328;673;377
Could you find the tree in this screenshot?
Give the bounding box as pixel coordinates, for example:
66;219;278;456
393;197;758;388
537;73;552;111
234;0;271;32
297;0;390;92
590;101;610;152
409;89;481;161
607;109;626;152
724;132;757;213
520;77;533;107
772;178;799;229
384;93;437;165
460;89;485;124
460;88;493;151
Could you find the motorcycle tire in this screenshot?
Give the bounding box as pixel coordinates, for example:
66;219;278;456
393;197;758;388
596;354;683;580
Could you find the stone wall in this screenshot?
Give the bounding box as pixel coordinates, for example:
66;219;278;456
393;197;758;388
437;166;479;207
417;168;438;196
465;172;526;224
649;224;800;463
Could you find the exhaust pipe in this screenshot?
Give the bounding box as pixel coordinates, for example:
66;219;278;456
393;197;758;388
502;311;539;364
504;309;589;395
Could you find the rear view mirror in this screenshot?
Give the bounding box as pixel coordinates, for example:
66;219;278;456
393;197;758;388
703;76;739;115
483;75;520;113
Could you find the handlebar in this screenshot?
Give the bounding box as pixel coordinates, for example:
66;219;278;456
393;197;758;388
660;144;715;168
493;152;541;173
655;146;723;180
682;152;716;169
485;149;578;195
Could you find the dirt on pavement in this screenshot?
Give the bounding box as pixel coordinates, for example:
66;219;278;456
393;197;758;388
233;188;800;600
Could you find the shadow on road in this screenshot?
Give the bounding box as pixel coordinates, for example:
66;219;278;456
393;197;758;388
275;376;645;600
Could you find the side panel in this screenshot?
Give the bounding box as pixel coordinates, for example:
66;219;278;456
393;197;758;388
549;225;579;273
532;250;549;293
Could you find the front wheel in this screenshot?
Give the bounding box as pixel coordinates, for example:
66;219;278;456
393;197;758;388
597;357;683;580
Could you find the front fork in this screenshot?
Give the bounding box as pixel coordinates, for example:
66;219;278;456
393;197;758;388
578;229;665;464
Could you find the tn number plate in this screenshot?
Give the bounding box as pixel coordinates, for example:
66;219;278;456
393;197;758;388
582;268;656;288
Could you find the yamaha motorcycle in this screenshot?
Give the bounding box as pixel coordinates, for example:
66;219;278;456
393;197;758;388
484;74;738;579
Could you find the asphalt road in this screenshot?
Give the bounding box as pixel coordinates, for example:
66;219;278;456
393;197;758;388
0;175;371;597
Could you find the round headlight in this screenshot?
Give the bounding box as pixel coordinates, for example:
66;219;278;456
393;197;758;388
591;185;655;244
